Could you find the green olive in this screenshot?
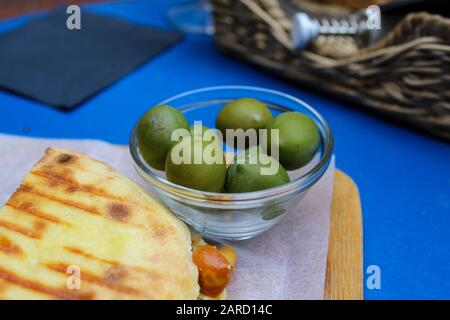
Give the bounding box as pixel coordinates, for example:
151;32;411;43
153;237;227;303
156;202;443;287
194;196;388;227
265;112;320;170
216;98;273;135
137;105;190;170
225;147;290;193
165;137;226;192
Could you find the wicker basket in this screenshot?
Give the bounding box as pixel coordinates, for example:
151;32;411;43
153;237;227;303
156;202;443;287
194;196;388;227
211;0;450;140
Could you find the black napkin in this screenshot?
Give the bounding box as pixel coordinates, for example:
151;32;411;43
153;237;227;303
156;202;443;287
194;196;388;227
0;8;182;109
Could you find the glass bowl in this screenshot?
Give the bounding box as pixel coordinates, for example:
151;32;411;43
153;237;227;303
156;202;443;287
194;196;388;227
129;86;333;241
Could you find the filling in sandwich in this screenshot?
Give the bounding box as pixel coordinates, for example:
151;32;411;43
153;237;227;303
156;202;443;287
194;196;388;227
191;233;236;299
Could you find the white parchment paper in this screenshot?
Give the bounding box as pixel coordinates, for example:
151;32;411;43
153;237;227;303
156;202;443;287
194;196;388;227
0;134;335;300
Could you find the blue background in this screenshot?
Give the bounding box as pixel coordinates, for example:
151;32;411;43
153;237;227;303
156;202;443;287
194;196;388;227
0;0;448;299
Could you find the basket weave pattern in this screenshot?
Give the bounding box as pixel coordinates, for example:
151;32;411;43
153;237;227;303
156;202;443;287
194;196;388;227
212;0;450;140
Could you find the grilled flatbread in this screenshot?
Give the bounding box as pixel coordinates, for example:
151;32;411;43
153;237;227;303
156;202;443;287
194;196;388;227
0;148;200;300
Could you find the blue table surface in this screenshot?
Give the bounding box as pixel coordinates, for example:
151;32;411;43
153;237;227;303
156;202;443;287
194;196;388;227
0;0;449;299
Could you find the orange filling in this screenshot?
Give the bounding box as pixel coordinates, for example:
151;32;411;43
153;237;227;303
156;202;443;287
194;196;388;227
193;245;236;297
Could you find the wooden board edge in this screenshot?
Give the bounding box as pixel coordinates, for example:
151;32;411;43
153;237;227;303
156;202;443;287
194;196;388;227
324;169;363;300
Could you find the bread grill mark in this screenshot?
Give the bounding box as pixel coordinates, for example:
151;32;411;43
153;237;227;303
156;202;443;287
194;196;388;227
28;170;146;223
17;183;102;217
0;219;44;240
21;167;172;233
152;228;170;239
44;263;142;296
103;265;127;285
57;154;76;164
0;235;23;257
32;220;47;233
0;279;7;294
64;246;120;266
31;165;154;212
17;182;167;236
0;266;95;300
5;199;69;226
64;246;163;281
65;185;78;193
34;168;74;188
30;168;129;204
106;203;130;222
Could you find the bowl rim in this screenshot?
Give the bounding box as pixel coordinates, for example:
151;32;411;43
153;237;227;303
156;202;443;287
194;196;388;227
129;85;334;203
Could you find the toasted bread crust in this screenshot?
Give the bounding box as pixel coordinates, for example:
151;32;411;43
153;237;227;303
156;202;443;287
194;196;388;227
0;148;200;300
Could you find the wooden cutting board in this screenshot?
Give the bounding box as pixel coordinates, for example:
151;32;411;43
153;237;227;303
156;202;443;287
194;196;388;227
324;169;363;300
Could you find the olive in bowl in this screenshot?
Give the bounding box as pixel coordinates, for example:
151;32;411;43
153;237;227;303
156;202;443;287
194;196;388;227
216;98;273;135
226;147;290;193
265;112;320;170
165;136;227;193
136;105;189;171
